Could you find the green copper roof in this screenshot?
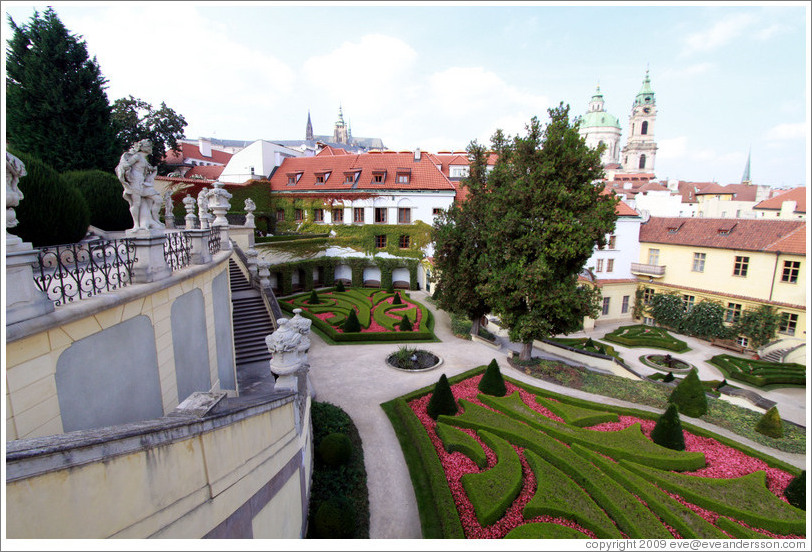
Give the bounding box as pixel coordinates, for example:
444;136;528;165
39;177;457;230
591;85;604;102
634;70;655;106
580;110;621;129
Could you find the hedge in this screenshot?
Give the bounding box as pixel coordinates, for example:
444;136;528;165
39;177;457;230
709;355;806;388
535;397;619;427
435;422;487;469
460;431;523;526
602;325;689;353
715;517;771;539
523;449;622;539
621;462;806;535
505;523;590;539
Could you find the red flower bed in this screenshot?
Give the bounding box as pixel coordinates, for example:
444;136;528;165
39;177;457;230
407;374;802;539
288;291;423;333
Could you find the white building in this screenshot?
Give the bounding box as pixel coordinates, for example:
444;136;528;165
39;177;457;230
219;140;304;183
578;86;622;166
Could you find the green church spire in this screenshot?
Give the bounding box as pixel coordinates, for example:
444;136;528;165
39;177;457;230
634;70;655;107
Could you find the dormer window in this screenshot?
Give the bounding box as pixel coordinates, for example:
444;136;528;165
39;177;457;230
344;171;358;184
286;172;303;185
372;170;386;183
396;168;411;184
314;171;330;184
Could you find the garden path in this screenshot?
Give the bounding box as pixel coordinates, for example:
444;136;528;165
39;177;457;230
304;291;806;539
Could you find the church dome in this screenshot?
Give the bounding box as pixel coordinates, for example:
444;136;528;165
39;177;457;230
580;110;621;129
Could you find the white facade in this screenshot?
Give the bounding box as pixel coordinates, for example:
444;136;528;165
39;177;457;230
306;191;454;229
633;190;697;218
219;140;303;183
585;211;643;280
578;86;622;166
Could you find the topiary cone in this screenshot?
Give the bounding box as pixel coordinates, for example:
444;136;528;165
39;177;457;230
650;403;685;451
668;368;707;417
335;280;346;292
342;308;361;332
309;289;321;304
755;405;784;438
478;359;507;396
784;471;805;510
398;314;412;332
427;374;458;420
392;292;403;305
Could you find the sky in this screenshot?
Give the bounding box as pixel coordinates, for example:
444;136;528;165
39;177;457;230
3;1;810;188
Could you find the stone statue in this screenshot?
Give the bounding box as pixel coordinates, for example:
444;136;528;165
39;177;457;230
266;319;304;374
289;309;312;356
6;152;26;230
115;139;164;233
197;187;210;229
182;194;197;230
163;190;173;217
244;197;256;228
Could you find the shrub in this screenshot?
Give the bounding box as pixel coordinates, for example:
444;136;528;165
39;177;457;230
392;291;403;305
427;374;458;420
668;368;708;418
650;404;685;451
649;292;686;330
309;289;321;305
342;309;361;332
755;406;783;439
478;359;507;396
399;314;413;332
312;496;356;538
663;372;675;383
10;150;90;247
62;169;132;231
335;280;346;292
681;299;731;340
784;471;805;510
585;337;595;348
317;432;353;466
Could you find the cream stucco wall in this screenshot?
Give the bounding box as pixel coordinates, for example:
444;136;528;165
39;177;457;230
5;253;236;441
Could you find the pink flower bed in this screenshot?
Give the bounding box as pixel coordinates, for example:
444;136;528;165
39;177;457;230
407;374;802;539
290;292;423;333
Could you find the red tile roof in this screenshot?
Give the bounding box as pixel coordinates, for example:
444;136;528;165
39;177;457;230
639;217;806;255
269;152;456;192
754;186;807;213
162;142;233;165
317;145;351;156
694;183;730;195
184;165;224;180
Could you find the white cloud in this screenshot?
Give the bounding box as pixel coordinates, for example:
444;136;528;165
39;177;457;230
765;123;806;141
681;13;757;56
661;62;714;79
756;23;782;40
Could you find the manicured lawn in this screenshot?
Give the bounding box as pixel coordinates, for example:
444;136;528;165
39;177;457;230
280;288;437;344
383;367;805;539
709;355;806;389
602;324;690;353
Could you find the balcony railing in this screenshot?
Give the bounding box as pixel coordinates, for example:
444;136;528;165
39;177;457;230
631;262;666;277
163;231;192;271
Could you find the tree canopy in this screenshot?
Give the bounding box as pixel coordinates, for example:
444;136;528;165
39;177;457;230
433;103;619;360
112;95;188;169
6;8;119;171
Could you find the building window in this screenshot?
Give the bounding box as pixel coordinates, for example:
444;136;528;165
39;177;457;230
313;208;324;222
397;174;409;184
692;252;706;272
276;209;285;221
294;209;303;222
602;297;611;316
725;303;742;323
595;259;604;272
345;173;355;183
638;154;646;169
733;256;749;277
648;248;659;265
373;172;385;183
399;235;410;248
641;121;648;135
682;294;695;312
643;287;654;305
781;261;800;283
398;208;411;224
287;176;295;185
332;208;344;223
315;174;325;184
621;295;630;314
736;336;749;348
778;312;798;336
643;316;655;326
607;235;616;249
433;208;443;216
607;259;614;273
374;208;387;223
375;235;387;249
353;208;365;224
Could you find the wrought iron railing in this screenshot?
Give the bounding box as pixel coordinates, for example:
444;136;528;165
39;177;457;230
208;228;222;254
163;231;192;271
32;238;137;306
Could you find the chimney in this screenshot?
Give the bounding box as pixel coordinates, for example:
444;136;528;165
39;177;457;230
414;148;421;162
199;137;212;158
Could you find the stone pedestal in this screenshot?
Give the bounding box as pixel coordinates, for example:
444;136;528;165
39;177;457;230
164;214;175;229
130;229;172;283
5;238;55;325
257;261;271;289
246;248;259;280
187;229;213;265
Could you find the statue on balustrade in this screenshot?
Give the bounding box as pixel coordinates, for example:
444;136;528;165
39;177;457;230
115;139;164;233
6;151;26;231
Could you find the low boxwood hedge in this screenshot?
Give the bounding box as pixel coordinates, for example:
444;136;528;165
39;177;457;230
602;325;689;353
716;517;771;539
709;355;806;388
535;397;619;427
504;523;590;539
460;431;523;526
435;422;487;469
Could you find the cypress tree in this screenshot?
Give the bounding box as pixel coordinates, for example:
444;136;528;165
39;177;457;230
309;290;321;305
784;471;805;510
398;314;412;332
668;368;707;417
650;404;685;451
335;280;346;292
62;170;131;231
478;359;507;396
427;374;458;420
392;292;403;305
342;309;361;332
755;406;783;438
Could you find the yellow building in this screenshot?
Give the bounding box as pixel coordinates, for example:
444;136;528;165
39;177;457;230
632;217;806;349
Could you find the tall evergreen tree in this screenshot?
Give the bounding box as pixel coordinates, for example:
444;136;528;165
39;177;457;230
6;8;119;171
478;105;618;360
432;141;491;336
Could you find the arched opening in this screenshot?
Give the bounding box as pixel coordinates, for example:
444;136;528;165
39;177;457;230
639;154;647;169
641;121;649;135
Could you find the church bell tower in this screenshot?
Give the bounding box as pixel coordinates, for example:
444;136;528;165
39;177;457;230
621;70;658;173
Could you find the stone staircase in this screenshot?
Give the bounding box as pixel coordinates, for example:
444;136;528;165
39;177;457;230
761;348;788;363
229;259;275;394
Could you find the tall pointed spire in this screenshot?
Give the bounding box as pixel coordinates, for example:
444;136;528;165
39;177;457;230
306;110;314;141
741;148;752;185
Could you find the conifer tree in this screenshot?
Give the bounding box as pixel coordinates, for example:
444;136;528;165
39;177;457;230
668;368;708;417
342;309;361;332
6;8;119;170
784;471;805;510
427;374;458;420
650;404;685;451
309;290;321;305
335;280;346;292
755;406;783;438
392;292;403;305
398;314;412;332
478;359;507;396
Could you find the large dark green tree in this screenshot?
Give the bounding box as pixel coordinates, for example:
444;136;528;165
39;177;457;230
478;104;618;360
111;95;188;169
431;141;491;336
6;8;119;171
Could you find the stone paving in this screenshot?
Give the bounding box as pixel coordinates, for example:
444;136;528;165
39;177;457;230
303;290;807;539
